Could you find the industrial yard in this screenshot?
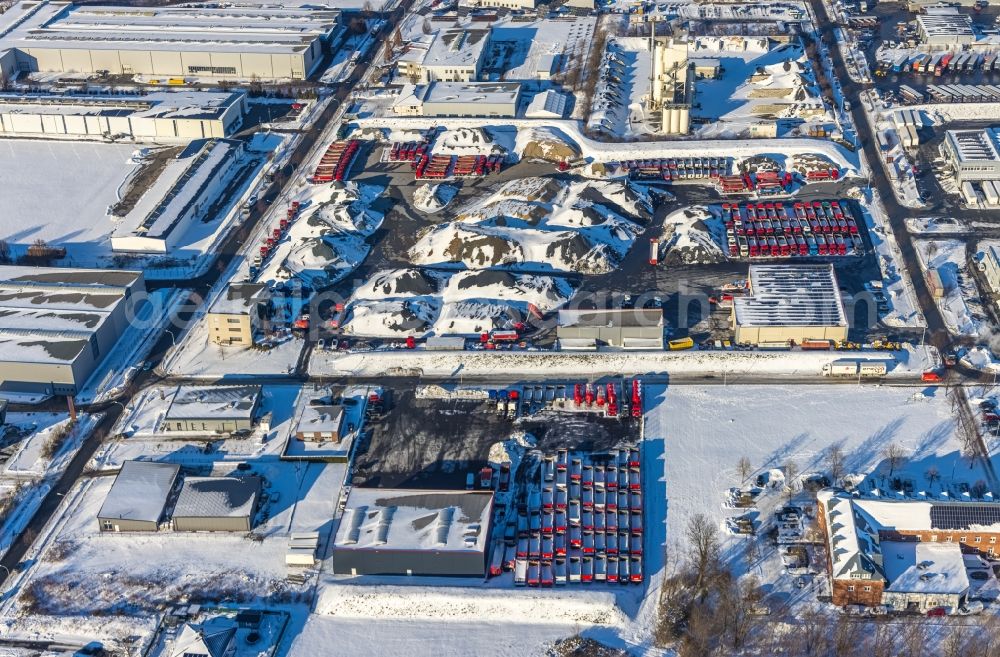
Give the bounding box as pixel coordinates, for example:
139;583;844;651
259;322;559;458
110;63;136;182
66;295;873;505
1;0;1000;655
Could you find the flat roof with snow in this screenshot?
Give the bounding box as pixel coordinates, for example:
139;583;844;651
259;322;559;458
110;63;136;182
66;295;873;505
172;475;261;520
0;90;244;122
0;2;340;56
420;28;490;69
883;542;969;595
98;460;180;524
734;264;847;328
0;265;141;365
945;128;1000;165
165;385;262;421
558;308;664;329
334;488;493;554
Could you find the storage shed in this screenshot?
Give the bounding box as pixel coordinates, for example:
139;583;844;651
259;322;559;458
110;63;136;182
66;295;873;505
97;460;180;532
171;475;262;532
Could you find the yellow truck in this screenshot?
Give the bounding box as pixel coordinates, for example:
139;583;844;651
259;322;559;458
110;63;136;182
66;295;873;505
668;337;694;351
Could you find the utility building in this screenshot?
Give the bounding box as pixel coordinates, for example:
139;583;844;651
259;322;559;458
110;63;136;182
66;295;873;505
332;489;494;577
943;128;1000;184
0;2;341;80
172;475;262;532
732;264;848;345
207;284;272;346
162;385;262;434
557;309;664;350
649;33;691;135
98;460;180;532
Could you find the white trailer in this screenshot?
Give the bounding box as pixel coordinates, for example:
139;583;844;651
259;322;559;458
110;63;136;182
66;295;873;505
822;359;888;378
514;559;527;585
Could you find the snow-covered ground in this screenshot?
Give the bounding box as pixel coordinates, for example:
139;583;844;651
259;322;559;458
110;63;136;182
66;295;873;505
311;345;937;379
915;239;986;338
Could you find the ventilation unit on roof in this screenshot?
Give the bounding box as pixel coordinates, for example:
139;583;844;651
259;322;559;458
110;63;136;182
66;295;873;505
374;506;395;545
435;507;453;546
344;505;367;544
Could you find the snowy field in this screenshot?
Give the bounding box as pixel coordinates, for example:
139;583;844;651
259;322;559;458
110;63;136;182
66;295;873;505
0;140;139;264
643;383;991;567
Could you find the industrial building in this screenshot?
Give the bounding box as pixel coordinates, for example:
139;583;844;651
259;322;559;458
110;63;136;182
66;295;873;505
392;82;521;117
0;266;144;396
0;91;246;141
650;34;691;135
162;385;262;434
172;475;262;532
916;8;976;47
0;2;340;80
556;309;664;350
207;283;272;346
110;138;250;254
943;128;1000;184
465;0;539;9
396;28;490;83
817;490;998;609
732;264;848;345
332;489;494;577
980;245;1000;297
97;460;180;532
525;89;570;118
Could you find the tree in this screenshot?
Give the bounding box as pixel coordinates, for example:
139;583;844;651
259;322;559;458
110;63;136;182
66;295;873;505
784;460;799;491
881;442;907;477
736;455;752;483
685;513;720;597
972;479;990;499
925;466;941;487
825;444;846;484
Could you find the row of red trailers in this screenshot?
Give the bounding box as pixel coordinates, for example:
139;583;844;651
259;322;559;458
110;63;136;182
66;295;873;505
311;140;361;183
721;200;862;258
414;153;503;180
571;380;642;418
509;447;643;586
717;169;840;196
619;156;731;182
256;200;302;264
388;141;429;163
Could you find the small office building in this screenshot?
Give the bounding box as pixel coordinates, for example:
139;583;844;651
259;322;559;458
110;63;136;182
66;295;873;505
556;309;664;350
162;385;262;434
172;475;262;532
97;460;180;532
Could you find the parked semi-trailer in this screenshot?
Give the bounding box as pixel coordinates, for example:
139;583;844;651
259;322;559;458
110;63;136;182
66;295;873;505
822;359;888;378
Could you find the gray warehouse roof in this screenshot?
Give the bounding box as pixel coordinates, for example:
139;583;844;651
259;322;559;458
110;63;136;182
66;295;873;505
558;308;664;329
98;460;180;523
173;476;261;519
734;264;847;328
334;489;493;554
165;385;262;421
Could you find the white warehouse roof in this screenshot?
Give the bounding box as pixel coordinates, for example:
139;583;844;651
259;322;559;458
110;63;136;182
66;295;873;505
98;460;180;523
173;476;261;520
946;128;1000;165
165;385;262;421
734;264;847;328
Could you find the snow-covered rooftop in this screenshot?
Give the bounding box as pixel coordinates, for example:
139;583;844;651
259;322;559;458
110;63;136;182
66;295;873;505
883;542;969;596
208;283;268;316
734;264;847;328
0;90;244;122
296;404;344;436
397;81;521;109
97;460;180;524
558;308;664;329
334;489;493;553
165;385;262;421
1;2;340;56
945;128;1000;165
420;28;490;70
172;475;261;520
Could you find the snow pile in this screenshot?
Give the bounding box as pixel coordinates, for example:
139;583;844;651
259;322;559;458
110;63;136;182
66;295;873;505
960;346;1000;373
412;183;458;213
409;177;651;273
516;126;581;162
265;182;384;287
315;582;625;626
915;239;986;337
659;205;726;264
343;268;576;337
431;127;507;156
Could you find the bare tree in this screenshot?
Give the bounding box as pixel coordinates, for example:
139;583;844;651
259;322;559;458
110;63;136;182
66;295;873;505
901;622;928;657
881;442;907;477
972;479;990;499
736;455;752;483
925;466;941;487
685;513;720;597
825;444;846;484
719;576;762;652
784;460;799;491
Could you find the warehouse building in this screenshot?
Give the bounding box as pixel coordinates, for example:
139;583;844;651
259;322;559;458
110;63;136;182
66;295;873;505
392;81;521;117
163;385;262;434
396;28;490;83
732;264;848;345
980;245;1000;297
332;489;494;577
97;460;180;532
0;2;340;80
943;128;1000;184
557;309;664;350
916;8;976;47
111;138;250;254
0;90;246;141
207;283;272;346
172;475;261;532
0;266;144;396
